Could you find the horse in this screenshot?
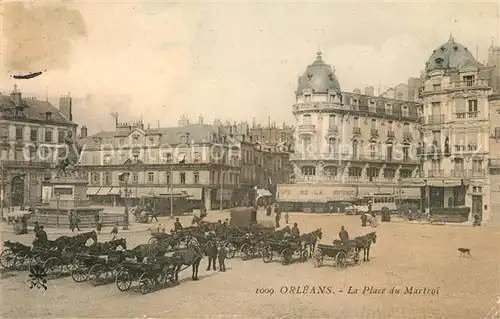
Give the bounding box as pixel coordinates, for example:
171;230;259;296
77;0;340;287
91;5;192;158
299;228;322;256
54;230;98;251
172;245;203;281
354;232;377;262
86;238;127;255
129;243;167;263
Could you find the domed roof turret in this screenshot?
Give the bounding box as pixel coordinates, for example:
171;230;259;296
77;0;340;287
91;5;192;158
425;35;484;73
296;51;340;94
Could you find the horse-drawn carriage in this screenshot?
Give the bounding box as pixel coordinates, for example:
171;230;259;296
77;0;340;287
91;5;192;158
115;257;178;294
313;241;360;269
0;241;33;270
261;237;308;265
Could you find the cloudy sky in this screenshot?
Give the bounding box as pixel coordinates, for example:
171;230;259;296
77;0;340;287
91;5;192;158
1;1;499;133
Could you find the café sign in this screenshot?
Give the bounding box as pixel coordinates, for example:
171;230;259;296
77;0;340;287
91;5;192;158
277;184;357;202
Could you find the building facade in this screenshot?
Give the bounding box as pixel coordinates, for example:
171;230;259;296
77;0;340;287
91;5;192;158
278;52;421;212
417;36;493;221
78;116;242;210
488;94;500;222
0;85;76;211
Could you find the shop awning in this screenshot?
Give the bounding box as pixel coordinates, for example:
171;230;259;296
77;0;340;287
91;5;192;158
173;188;202;200
96;187;112;195
426;180;467;187
256;189;272;197
108;188;121;195
86;187;101;196
400;187;421;199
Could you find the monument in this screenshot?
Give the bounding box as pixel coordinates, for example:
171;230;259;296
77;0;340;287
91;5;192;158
30;130;105;228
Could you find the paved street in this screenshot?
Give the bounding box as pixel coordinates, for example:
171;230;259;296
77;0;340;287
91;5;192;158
1;210;499;318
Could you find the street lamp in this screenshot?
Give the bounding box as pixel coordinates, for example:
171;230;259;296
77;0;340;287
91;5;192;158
18;170;26;210
55;194;61;228
119;172;131;230
0;163;5;221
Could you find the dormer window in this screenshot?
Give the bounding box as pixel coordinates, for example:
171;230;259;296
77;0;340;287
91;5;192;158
435;57;444;64
453;46;458;51
440;47;446;52
148;137;154;143
45;112;52;121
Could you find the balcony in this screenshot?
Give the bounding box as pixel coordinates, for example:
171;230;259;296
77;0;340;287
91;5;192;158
427;169;444;178
352;127;361;135
0;160;53;169
418;145;442;157
449;170;486;178
419;79;490;95
370;129;379;136
298;124;316;134
327;126;339;135
387;130;395;138
489;158;500;168
403;132;413;141
426;114;445;124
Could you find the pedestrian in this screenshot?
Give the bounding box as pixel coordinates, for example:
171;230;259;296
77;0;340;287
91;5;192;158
68;210;73;231
94;211;100;228
72;211;81;232
174;218;183;231
275;211;280;228
285;211;289;224
218;244;227;272
33;221;41;233
291;223;300;237
206;241;218;271
110;223;119;240
149;209;159;223
266;205;272;216
96;218;103;235
361;213;367;227
33;225;48;247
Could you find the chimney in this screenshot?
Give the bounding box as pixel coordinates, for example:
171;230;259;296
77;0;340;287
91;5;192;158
353;88;361;94
198;115;203;124
59;92;73;121
11;84;21;106
80;125;88;138
364;86;374;96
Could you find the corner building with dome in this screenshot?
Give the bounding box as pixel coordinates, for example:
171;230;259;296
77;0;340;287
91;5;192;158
277;52;422;213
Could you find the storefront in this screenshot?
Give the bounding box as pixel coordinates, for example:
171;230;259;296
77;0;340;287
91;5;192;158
277;184;357;213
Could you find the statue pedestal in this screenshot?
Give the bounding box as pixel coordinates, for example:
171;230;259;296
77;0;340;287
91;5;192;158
31;176;107;228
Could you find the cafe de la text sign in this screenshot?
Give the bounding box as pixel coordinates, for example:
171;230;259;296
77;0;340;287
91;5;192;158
277;184;357;202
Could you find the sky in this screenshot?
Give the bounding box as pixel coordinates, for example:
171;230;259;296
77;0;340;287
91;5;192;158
1;0;499;134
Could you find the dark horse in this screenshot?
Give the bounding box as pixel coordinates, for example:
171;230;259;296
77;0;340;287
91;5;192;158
354;232;377;262
53;230;98;251
172;245;203;281
128;243;167;263
86;238;127;255
299;228;322;257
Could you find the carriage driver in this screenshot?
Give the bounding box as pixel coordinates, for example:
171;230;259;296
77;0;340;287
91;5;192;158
174;218;183;231
338;226;349;245
291;223;300;237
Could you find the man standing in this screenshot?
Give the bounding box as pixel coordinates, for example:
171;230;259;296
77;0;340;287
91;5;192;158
72;211;81;232
290;223;300;237
68;210;73;231
174;218;183;231
361;213;368;227
217;244;227;272
339;226;349;245
206;241;218;271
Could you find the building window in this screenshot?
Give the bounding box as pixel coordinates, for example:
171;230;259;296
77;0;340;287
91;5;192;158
194;171;200;184
353;117;359;128
301;166;316;176
15;126;23;140
369;144;376;159
370;119;377;130
148;172;154;183
164;153;172;163
472;160;483;173
193;152;201;163
103;154;112;165
352;140;358;159
348;167;362;177
302;114;311;125
367;167;378;178
328;115;336;129
45;129;53;142
301;137;312;153
119;138;125;146
463;75;475;86
104;172;112;185
384;169;396;178
180;172;186;184
30;128;38;142
400;170;412;178
132;135;139;144
328;138;336;154
324;166;337;177
403;123;410;133
58;130;65;143
132;172;139;183
467;100;478;117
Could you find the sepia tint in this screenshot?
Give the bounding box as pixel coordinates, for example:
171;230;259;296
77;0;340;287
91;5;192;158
0;1;499;318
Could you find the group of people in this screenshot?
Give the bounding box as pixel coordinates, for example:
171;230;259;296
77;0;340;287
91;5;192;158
268;205;290;228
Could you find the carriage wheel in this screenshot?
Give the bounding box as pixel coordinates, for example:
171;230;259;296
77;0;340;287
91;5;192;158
89;264;108;287
148;237;159;246
0;249;16;269
115;269;132;291
240;244;250;261
28;255;43;270
335;251;347;269
300;249;309;263
138;272;155;295
353;251;360;264
14;252;29;270
43;257;63;278
281;249;292;266
261;246;273;263
313;249;323;268
226;243;236;259
70;263;89;283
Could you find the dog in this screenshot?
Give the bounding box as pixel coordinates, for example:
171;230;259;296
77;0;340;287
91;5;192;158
458;248;472;258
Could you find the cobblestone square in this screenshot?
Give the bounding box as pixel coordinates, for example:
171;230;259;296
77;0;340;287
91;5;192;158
1;212;499;318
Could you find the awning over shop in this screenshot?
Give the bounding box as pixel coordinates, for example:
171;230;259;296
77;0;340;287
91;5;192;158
86;187;100;196
256;189;272;197
357;187;396;197
277;184;357;202
426;180;466;187
96;187;112;196
399;187;421;199
108;188;121;195
173;188;202;200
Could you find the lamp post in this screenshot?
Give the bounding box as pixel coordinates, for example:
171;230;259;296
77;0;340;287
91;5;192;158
220;167;223;211
18;170;26;210
119;172;131;230
55;194;61;228
0;163;5;221
169;168;173;219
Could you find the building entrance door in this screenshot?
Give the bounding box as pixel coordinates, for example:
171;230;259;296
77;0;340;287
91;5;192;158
11;176;24;207
471;195;483;221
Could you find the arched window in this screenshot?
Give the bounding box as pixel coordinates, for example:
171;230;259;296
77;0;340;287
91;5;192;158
352;140;359;159
328;114;336;129
301;166;316;176
301;137;312;153
328;138;336;154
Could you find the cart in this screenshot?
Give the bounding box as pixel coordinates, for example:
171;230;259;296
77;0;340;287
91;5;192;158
0;241;32;270
313;242;360;269
261;238;308;265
